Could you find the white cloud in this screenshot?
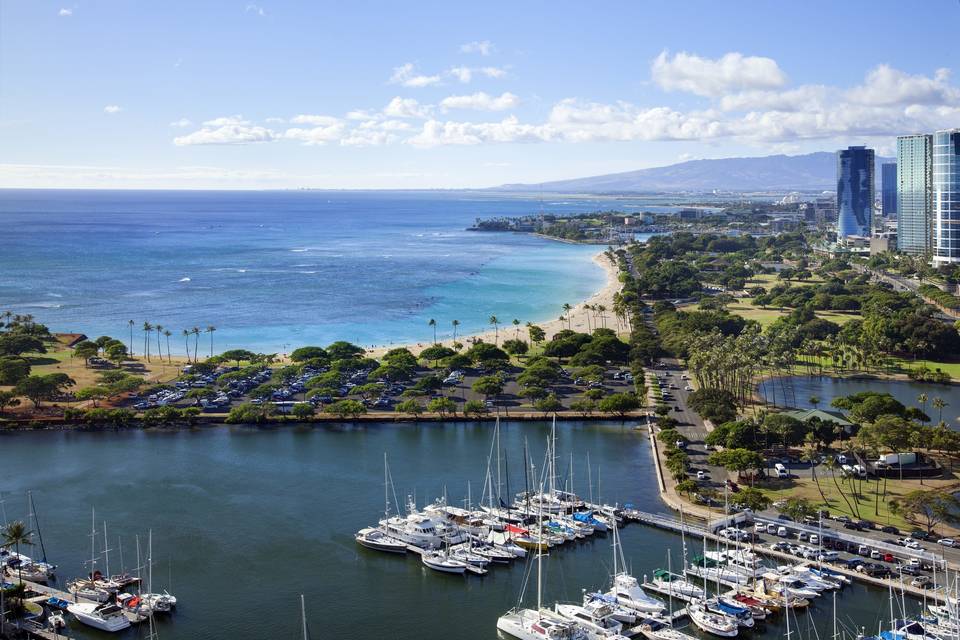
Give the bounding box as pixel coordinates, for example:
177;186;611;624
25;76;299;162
169;118;193;128
480;66;506;79
719;86;829;112
847;65;959;106
652;50;787;97
245;3;266;16
174;124;275;146
408;116;553;147
58;8;72;16
282;122;345;145
441;91;519;112
383;97;433;119
264;116;286;123
289;114;341;126
103;105;122;114
389;63;441;88
460;40;494;56
448;66;473;83
203;115;249;127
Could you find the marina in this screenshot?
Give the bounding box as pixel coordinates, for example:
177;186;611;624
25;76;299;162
0;421;954;639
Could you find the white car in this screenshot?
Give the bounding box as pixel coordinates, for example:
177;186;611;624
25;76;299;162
938;538;957;547
696;470;706;480
905;540;922;550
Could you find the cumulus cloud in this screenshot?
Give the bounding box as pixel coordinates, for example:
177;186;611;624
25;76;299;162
58;8;72;16
389;63;441;88
408;116;553;147
169;118;193;128
174;124;275;146
203;115;249;127
652;50;787;97
460;40;494;56
245;3;266;16
447;66;506;83
440;91;519;112
289;114;341;126
383;97;433;119
103;105;122;114
283;122;346;145
847;65;959;106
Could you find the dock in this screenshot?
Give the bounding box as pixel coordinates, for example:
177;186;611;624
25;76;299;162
14;577;147;624
9;620;74;640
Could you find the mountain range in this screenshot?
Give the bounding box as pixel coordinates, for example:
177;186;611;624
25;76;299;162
495;151;894;193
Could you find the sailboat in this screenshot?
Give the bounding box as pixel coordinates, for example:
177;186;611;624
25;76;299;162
139;530;178;613
687;599;738;637
356;453;410;554
497;467;588;640
599;523;665;615
67;507;111;603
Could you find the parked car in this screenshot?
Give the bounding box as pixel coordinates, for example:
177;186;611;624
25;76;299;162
912;576;932;588
938;538;957;547
817;551;839;562
881;525;900;535
911;530;933;541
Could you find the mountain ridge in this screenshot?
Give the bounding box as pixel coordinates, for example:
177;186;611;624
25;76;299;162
494;152;894;193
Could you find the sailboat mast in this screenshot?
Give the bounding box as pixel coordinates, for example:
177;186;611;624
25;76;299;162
301;593;308;640
383;452;390;519
88;507;96;577
28;492;49;564
103;521;111;578
495;416;502;505
587;453;593;505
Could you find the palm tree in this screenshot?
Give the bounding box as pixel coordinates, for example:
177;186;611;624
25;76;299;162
2;520;34;585
918;393;929;424
934;397;948;424
155;324;164;360
489;315;499;345
128;319;135;357
142;321;152;362
596;304;607;329
809;396;820;410
452;319;460;341
163;330;172;363
182;329;191;363
562;303;573;329
192;327;201;360
206;326;216;357
512;318;520;340
428;319;437;345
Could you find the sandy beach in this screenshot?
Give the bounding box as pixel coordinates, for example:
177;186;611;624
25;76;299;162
366;250;622;359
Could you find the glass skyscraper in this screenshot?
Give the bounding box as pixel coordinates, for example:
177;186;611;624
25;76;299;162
836;146;875;240
897;134;933;256
881;162;897;216
934;129;960;264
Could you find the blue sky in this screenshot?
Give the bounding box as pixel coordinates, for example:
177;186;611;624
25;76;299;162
1;0;959;189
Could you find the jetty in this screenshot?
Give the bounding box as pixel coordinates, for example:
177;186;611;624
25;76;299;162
12;577;147;624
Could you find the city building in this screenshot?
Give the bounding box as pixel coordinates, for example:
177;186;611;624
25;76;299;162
934;128;960;265
870;232;896;255
881;162;897;217
897;134;933;256
814;196;837;225
836;146;875;241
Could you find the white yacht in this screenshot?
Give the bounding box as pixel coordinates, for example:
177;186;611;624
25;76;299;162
355;527;408;554
66;579;111;602
554;602;627;639
687;600;738;637
421;549;468;574
604;573;665;614
67;602;131;633
650;569;704;600
497;608;589;640
379;513;444;549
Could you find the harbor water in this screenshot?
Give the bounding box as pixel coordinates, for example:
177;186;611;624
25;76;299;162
2;421;905;639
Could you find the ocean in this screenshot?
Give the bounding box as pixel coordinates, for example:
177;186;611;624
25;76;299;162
0;190;676;354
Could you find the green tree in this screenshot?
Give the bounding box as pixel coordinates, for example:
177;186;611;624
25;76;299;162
502;339;529;357
2;520;34;585
226;402;274;424
452;319;460;341
778;497;816;521
325;399;367;418
891;490;960;534
0;333;45;357
676;478;699;496
489;315;500;345
463;399;488;418
933;397;948;424
533;393;562;414
13;373;75;409
428;318;437;344
472;375;505;400
427;396;457;417
396;399;425;417
291;402;315;420
73;340;100;366
0;356;30;385
527;324;546;347
0;389;21;415
733;487;771;511
74;386;109;407
570;399;596;417
707;448;765;484
598;393;639;416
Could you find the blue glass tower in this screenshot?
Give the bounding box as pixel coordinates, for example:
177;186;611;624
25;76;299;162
896;135;933;256
881;162;897;217
933;129;960;264
836;146;875;241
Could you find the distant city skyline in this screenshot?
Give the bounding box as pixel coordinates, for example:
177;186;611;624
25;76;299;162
1;1;960;189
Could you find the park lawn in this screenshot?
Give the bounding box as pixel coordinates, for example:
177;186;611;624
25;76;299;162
793;353;960;381
755;470;960;534
680;300;861;329
6;344;187;394
747;273;826;291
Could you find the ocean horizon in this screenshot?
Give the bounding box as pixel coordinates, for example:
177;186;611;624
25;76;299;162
1;189;674;355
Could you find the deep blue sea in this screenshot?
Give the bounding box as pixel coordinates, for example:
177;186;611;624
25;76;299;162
1;190;678;354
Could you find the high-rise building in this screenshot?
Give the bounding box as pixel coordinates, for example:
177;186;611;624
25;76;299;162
897;134;933;256
933;128;960;265
881;162;897;216
836;146;875;241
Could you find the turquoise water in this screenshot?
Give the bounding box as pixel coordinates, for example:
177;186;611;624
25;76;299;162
759;376;960;427
0;190;630;354
0;423;906;639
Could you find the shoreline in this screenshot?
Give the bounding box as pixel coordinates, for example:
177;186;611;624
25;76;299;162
366;249;621;359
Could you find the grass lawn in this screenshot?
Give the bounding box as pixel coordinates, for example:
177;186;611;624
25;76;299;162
747;273;826;291
1;344;188;400
754;467;960;533
679;300;861;329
